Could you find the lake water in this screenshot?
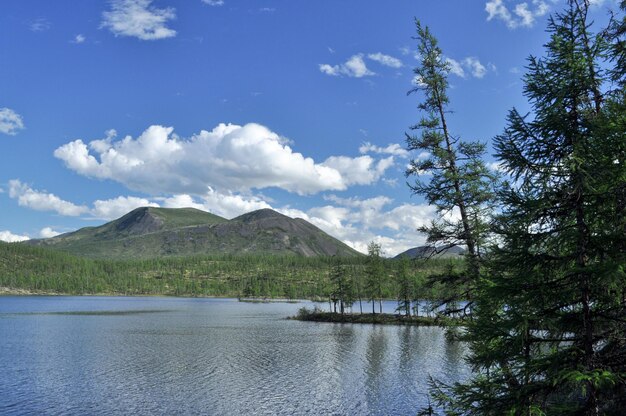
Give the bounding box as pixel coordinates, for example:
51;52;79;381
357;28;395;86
0;296;470;415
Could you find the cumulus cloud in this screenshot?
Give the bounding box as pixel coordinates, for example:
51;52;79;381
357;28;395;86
40;227;61;238
0;230;30;242
54;123;393;195
202;0;224;5
161;189;271;219
320;52;406;77
446;57;466;78
0;108;25;136
367;52;403;68
321;156;394;187
319;54;375;78
7;180;162;221
91;196;158;220
463;57;487;78
101;0;176;40
359;142;409;157
446;57;492;79
485;0;550;29
280;195;439;256
9;180;89;216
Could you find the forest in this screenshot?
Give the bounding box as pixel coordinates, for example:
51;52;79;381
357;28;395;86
0;241;461;308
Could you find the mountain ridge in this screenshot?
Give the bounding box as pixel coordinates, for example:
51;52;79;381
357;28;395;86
28;207;361;259
394;245;465;259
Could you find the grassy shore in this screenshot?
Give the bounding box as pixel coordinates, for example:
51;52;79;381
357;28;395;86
290;307;460;326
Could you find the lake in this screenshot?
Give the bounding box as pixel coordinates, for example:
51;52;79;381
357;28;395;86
0;296;469;415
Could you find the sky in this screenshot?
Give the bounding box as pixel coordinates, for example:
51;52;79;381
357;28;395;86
0;0;619;255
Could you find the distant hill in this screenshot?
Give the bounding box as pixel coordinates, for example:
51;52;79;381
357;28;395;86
394;245;465;259
27;207;361;259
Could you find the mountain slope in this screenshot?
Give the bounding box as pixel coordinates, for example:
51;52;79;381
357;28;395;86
394;245;465;259
28;207;360;259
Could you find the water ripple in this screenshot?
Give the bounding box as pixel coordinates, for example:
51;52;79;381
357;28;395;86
0;297;469;415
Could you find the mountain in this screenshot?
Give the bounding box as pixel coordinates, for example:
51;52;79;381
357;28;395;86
27;207;361;259
394;245;465;259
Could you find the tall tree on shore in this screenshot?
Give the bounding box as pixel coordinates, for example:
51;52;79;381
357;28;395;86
365;242;384;314
405;20;497;313
431;1;626;414
395;256;413;317
329;262;354;315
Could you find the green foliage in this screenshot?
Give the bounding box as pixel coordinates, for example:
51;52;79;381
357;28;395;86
0;241;462;301
329;262;355;314
405;19;497;312
365;242;385;314
431;2;626;414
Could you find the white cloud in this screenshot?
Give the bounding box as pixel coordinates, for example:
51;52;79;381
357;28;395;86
446;57;466;78
286;195;439;256
463;57;487;78
0;108;25;136
39;227;61;238
367;52;403;68
319;54;375;78
8;180;165;221
9;180;89;216
412;75;427;87
486;0;550;29
321;155;393;187
162;189;272;219
91;196;158;220
359;142;409;157
0;230;30;243
446;56;493;79
54;123;392;195
71;34;86;44
101;0;176;40
29;18;51;32
202;0;224;5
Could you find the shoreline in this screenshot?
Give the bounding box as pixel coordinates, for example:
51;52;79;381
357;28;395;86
0;287;309;302
290;309;458;327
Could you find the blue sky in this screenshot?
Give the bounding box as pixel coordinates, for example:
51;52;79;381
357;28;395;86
0;0;618;255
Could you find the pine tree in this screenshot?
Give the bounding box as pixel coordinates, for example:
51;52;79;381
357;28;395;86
434;2;626;414
395;256;413;317
406;20;497;314
365;242;384;314
329;262;354;315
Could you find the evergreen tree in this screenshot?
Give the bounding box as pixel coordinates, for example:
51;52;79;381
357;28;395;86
365;242;384;314
395;256;413;317
406;20;497;313
329;262;354;315
433;2;626;414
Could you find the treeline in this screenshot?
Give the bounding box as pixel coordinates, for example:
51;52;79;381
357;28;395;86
0;242;462;302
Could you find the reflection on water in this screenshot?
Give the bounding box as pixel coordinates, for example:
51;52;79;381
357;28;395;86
0;296;470;415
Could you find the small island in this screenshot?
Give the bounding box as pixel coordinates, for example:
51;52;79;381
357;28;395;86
290;306;458;327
